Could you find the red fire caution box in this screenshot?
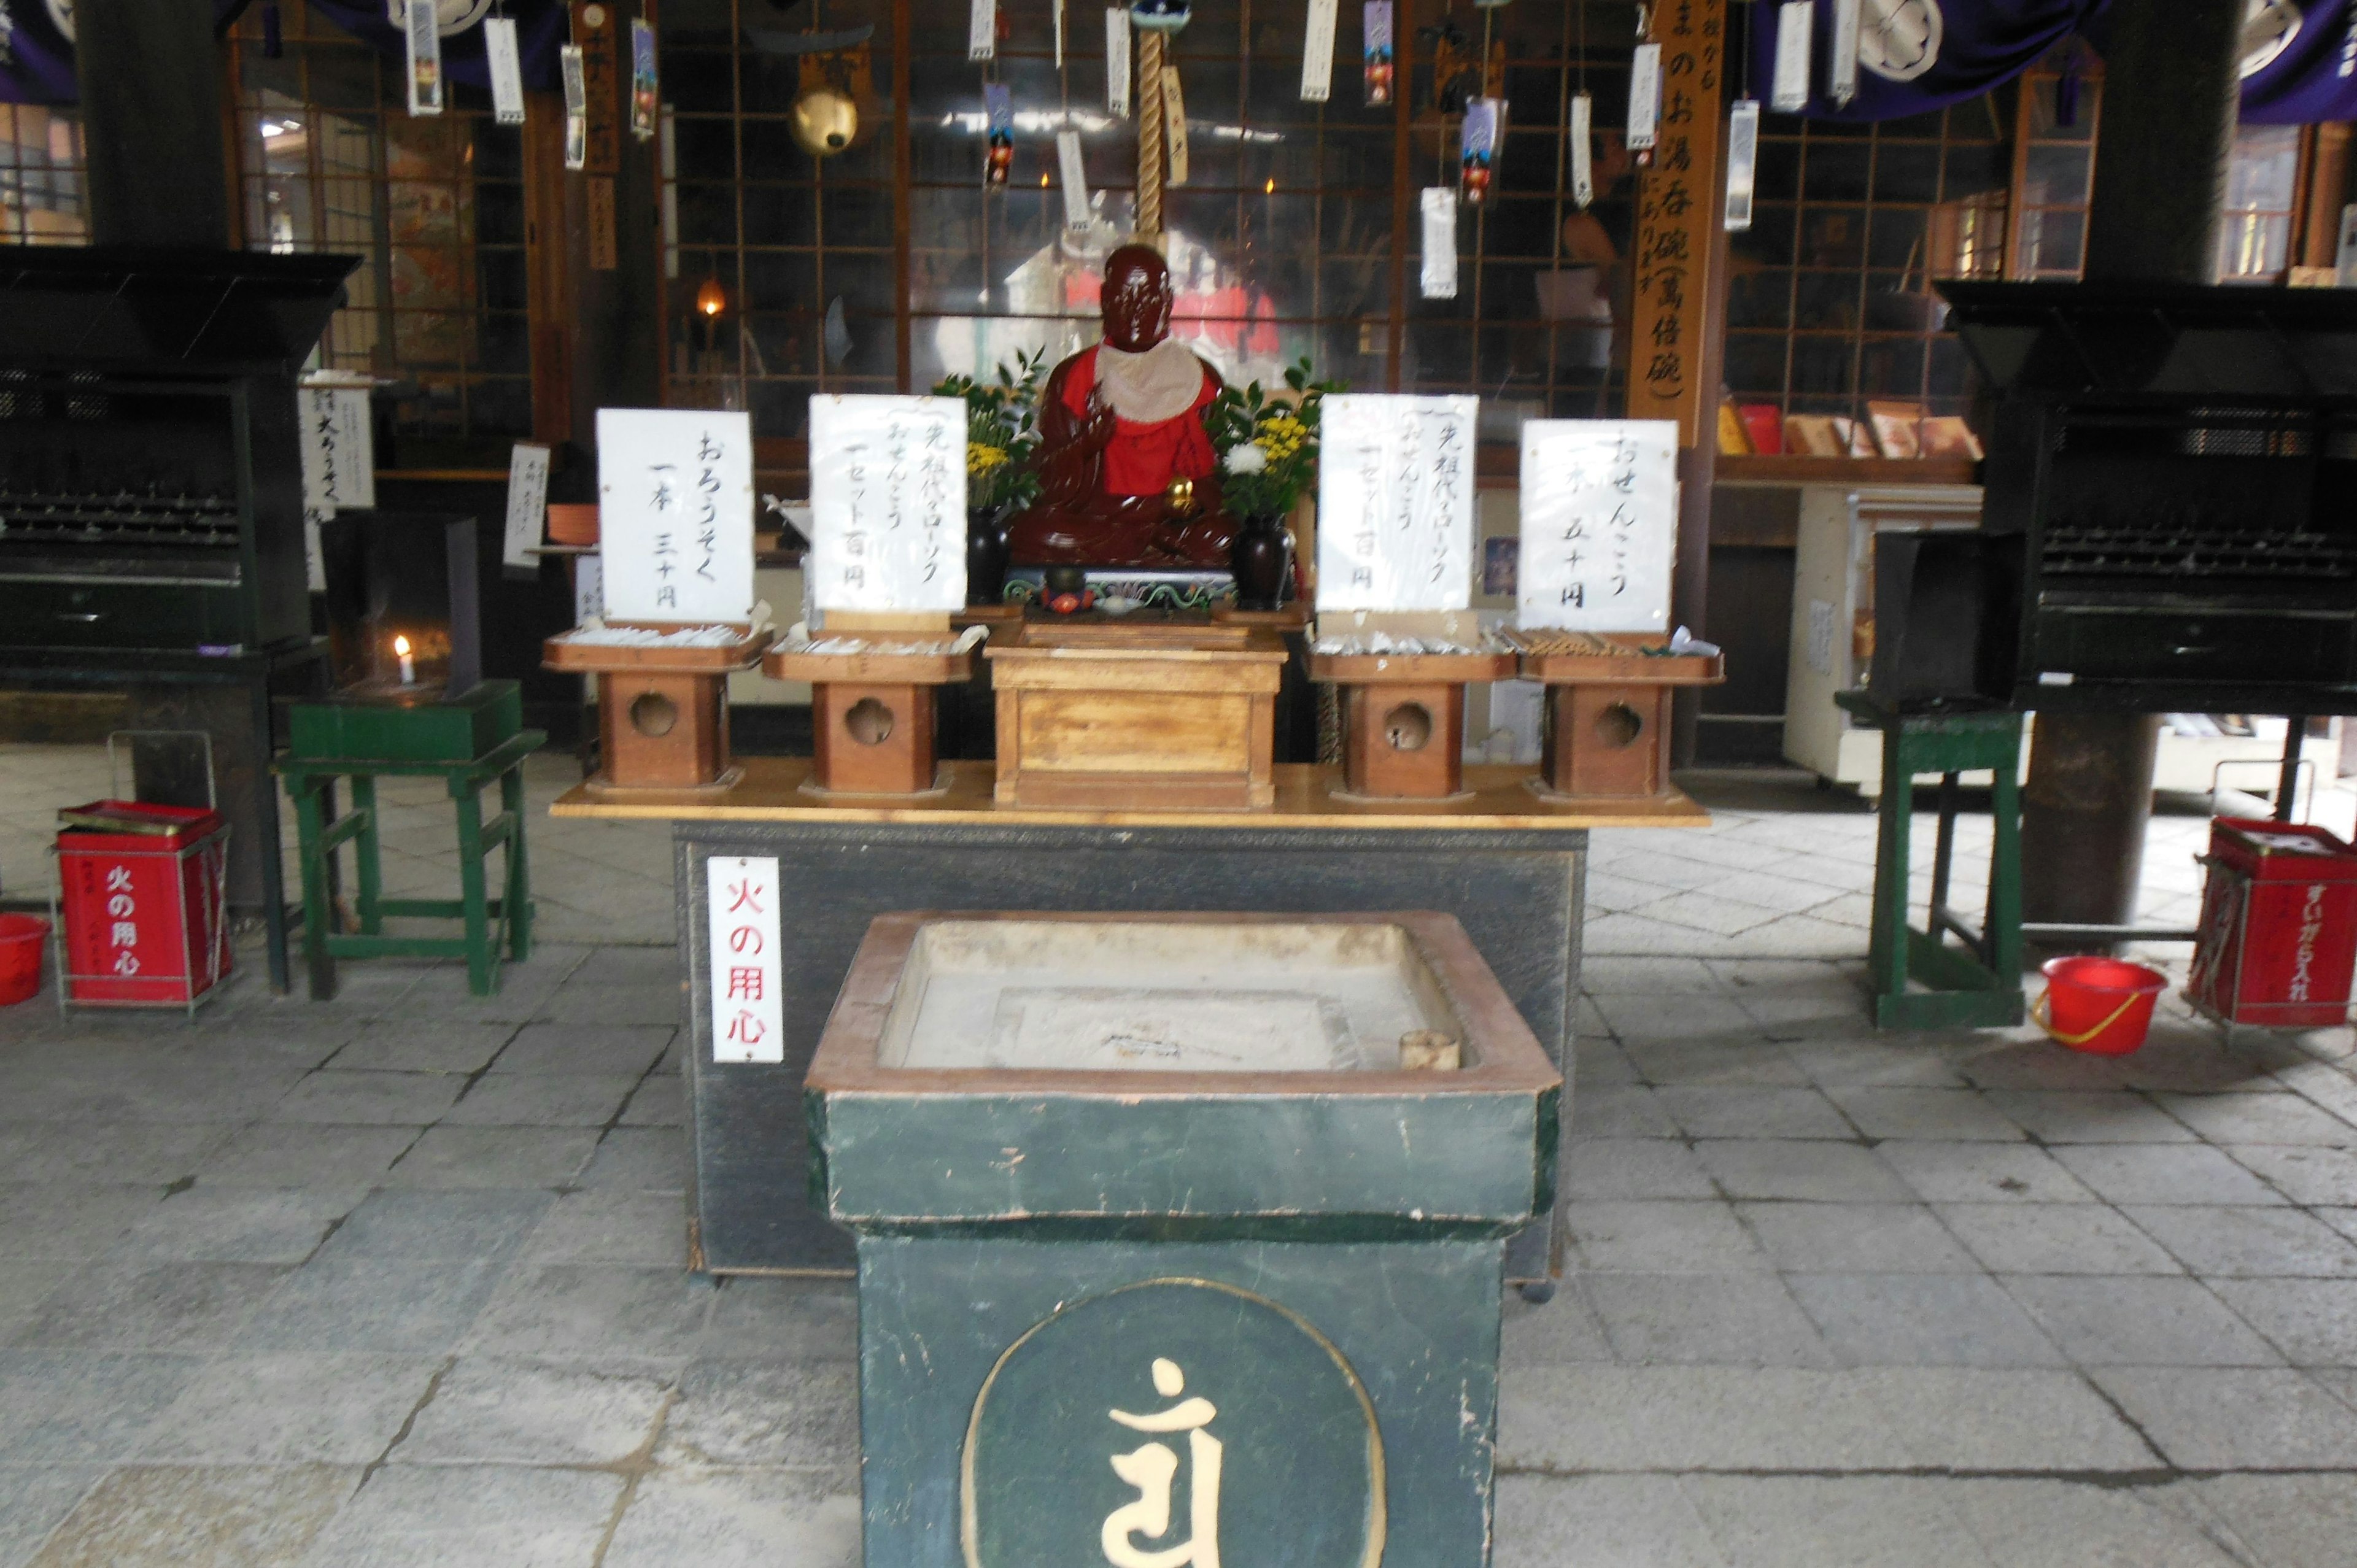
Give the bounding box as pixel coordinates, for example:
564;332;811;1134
56;801;232;1008
2188;817;2357;1029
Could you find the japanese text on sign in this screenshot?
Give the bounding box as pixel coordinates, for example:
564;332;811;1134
1628;0;1725;446
1315;394;1478;611
707;855;784;1065
1518;419;1678;633
807;395;969;614
595;408;756;624
103;865;141;977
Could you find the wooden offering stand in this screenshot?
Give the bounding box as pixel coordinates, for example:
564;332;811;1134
1309;610;1513;800
543;627;775;793
762;612;980;796
986;618;1288;809
1506;628;1724;800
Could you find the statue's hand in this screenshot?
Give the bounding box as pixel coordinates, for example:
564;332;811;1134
1081;388;1118;449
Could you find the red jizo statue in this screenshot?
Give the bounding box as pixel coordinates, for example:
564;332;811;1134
1008;244;1237;570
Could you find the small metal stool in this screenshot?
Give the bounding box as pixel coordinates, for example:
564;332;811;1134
1839;691;2026;1029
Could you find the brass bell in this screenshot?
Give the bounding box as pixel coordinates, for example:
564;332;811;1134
1164;477;1197;517
791;87;859;156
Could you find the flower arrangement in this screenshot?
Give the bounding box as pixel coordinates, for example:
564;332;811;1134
1206;356;1345;520
934;347;1047;516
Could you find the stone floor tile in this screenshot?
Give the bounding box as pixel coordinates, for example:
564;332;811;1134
395;1358;670;1466
194;1126;423;1189
1980;1090;2195;1143
530;987;684;1029
1695;1140;1916;1203
106;1188;365;1266
1941;1480;2245;1568
521;1191;689;1268
0;1352;205;1465
2094;1368;2357;1469
616;1076;684;1128
2156;1092;2357;1148
2003;1276;2285;1368
1491;1475;1729;1568
2186;1473;2357;1568
1498;1289;1617;1367
2228;1145;2357;1207
463;1264;711;1364
1577;956;1724;994
1625;1039;1813;1087
0;1467;103;1568
1779;1038;1971;1089
295;1463;622;1568
1565;1201;1771;1275
25;1465;357;1568
379;1127;599;1190
1493;1365;1903;1471
487;1024;677;1079
269;1073;465;1128
1856;1369;2161;1472
1570;1083;1679;1138
439;1074;641;1129
658;1362;857;1467
573;1128;691;1193
137;1354;440;1465
1571;1034;1641;1085
319;1190;556;1262
1825;1087;2024;1142
1740;1202;1980;1273
1679;1475;1997;1568
1874;1141;2101;1205
1786;1273;2067;1369
322;1024;517;1076
7;1262;288;1354
2205;1277;2357;1366
239;1259;505;1355
2125;1205;2357;1279
1937;1203;2185;1276
1655;1086;1855;1140
1584;1273;1835;1367
0;1264;73;1336
1597;995;1771;1048
600;1468;859;1568
696;1278;859;1364
0;1185;164;1262
1565;1138;1719;1201
1956;1044;2143;1094
0;1123;235;1188
2048;1145;2290;1208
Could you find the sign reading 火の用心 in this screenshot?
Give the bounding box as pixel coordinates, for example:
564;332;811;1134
806;395;969;615
1518;419;1679;633
1314;393;1479;611
595;408;757;625
706;855;784;1065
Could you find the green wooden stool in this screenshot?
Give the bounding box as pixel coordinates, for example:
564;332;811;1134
277;682;543;1000
1837;691;2026;1030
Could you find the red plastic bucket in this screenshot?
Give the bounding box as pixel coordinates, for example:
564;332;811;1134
0;914;48;1006
2036;956;2168;1056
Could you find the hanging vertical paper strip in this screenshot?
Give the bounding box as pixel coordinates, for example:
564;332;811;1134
970;0;996;61
1056;129;1092;228
630;18;659;142
1301;0;1338;102
1054;0;1067;68
1569;91;1593;208
984;82;1014;185
1829;0;1860;107
1162;65;1189;185
1363;1;1393;106
1420;187;1458;299
1724;98;1760;232
1107;9;1132;115
404;0;443;115
1770;0;1811;112
560;44;588;169
1627;42;1660;150
486;15;526;125
1460;97;1501;204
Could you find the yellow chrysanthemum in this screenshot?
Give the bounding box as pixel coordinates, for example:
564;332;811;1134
967;444;1010;475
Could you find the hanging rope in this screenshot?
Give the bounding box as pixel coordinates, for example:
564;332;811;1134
1136;28;1166;242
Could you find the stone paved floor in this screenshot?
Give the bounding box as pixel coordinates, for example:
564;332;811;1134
0;743;2355;1564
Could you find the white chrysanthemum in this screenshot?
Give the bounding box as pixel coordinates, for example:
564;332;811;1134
1223;443;1268;474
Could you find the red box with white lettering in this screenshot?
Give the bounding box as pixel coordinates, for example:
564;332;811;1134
56;801;232;1008
2188;817;2357;1029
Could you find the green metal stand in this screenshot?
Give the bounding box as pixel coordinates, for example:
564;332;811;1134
1838;691;2026;1030
277;692;542;1001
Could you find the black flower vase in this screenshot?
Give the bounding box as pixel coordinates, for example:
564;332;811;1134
965;506;1011;607
1229;511;1291;612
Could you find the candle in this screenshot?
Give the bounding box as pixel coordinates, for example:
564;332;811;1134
394;634;415;686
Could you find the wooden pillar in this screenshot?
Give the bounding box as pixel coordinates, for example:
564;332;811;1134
2022;0;2240;940
75;0;231;247
1624;0;1725;767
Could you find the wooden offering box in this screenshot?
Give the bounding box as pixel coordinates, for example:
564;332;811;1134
763;638;979;795
1509;630;1724;800
1310;649;1517;798
543;628;774;792
986;622;1288;809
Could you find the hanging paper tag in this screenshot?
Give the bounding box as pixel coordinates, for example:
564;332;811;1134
2339;204;2357;287
1163;66;1189;185
1460;98;1501;205
1301;0;1338;102
970;0;996;61
296;386;335;593
1363;1;1394;106
630;18;659;142
484;16;527;126
1569;91;1593;208
1056;129;1091;229
1829;0;1860;107
502;442;552;578
1771;1;1813;113
1054;0;1067;68
1420;187;1458;299
984;83;1013;186
1627;42;1661;150
561;45;589;170
404;0;443;116
1107;9;1132;116
1724;99;1760;233
573;554;603;627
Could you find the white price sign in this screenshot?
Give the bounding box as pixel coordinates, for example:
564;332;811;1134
1315;394;1478;612
596;408;757;624
501;441;552;576
807;395;968;614
1517;419;1678;632
707;855;784;1065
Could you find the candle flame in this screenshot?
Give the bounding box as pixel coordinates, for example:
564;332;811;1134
695;277;726;318
1264;178;1275;194
393;635;412;657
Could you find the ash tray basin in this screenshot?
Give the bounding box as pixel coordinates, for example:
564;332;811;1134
807;912;1561;1232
